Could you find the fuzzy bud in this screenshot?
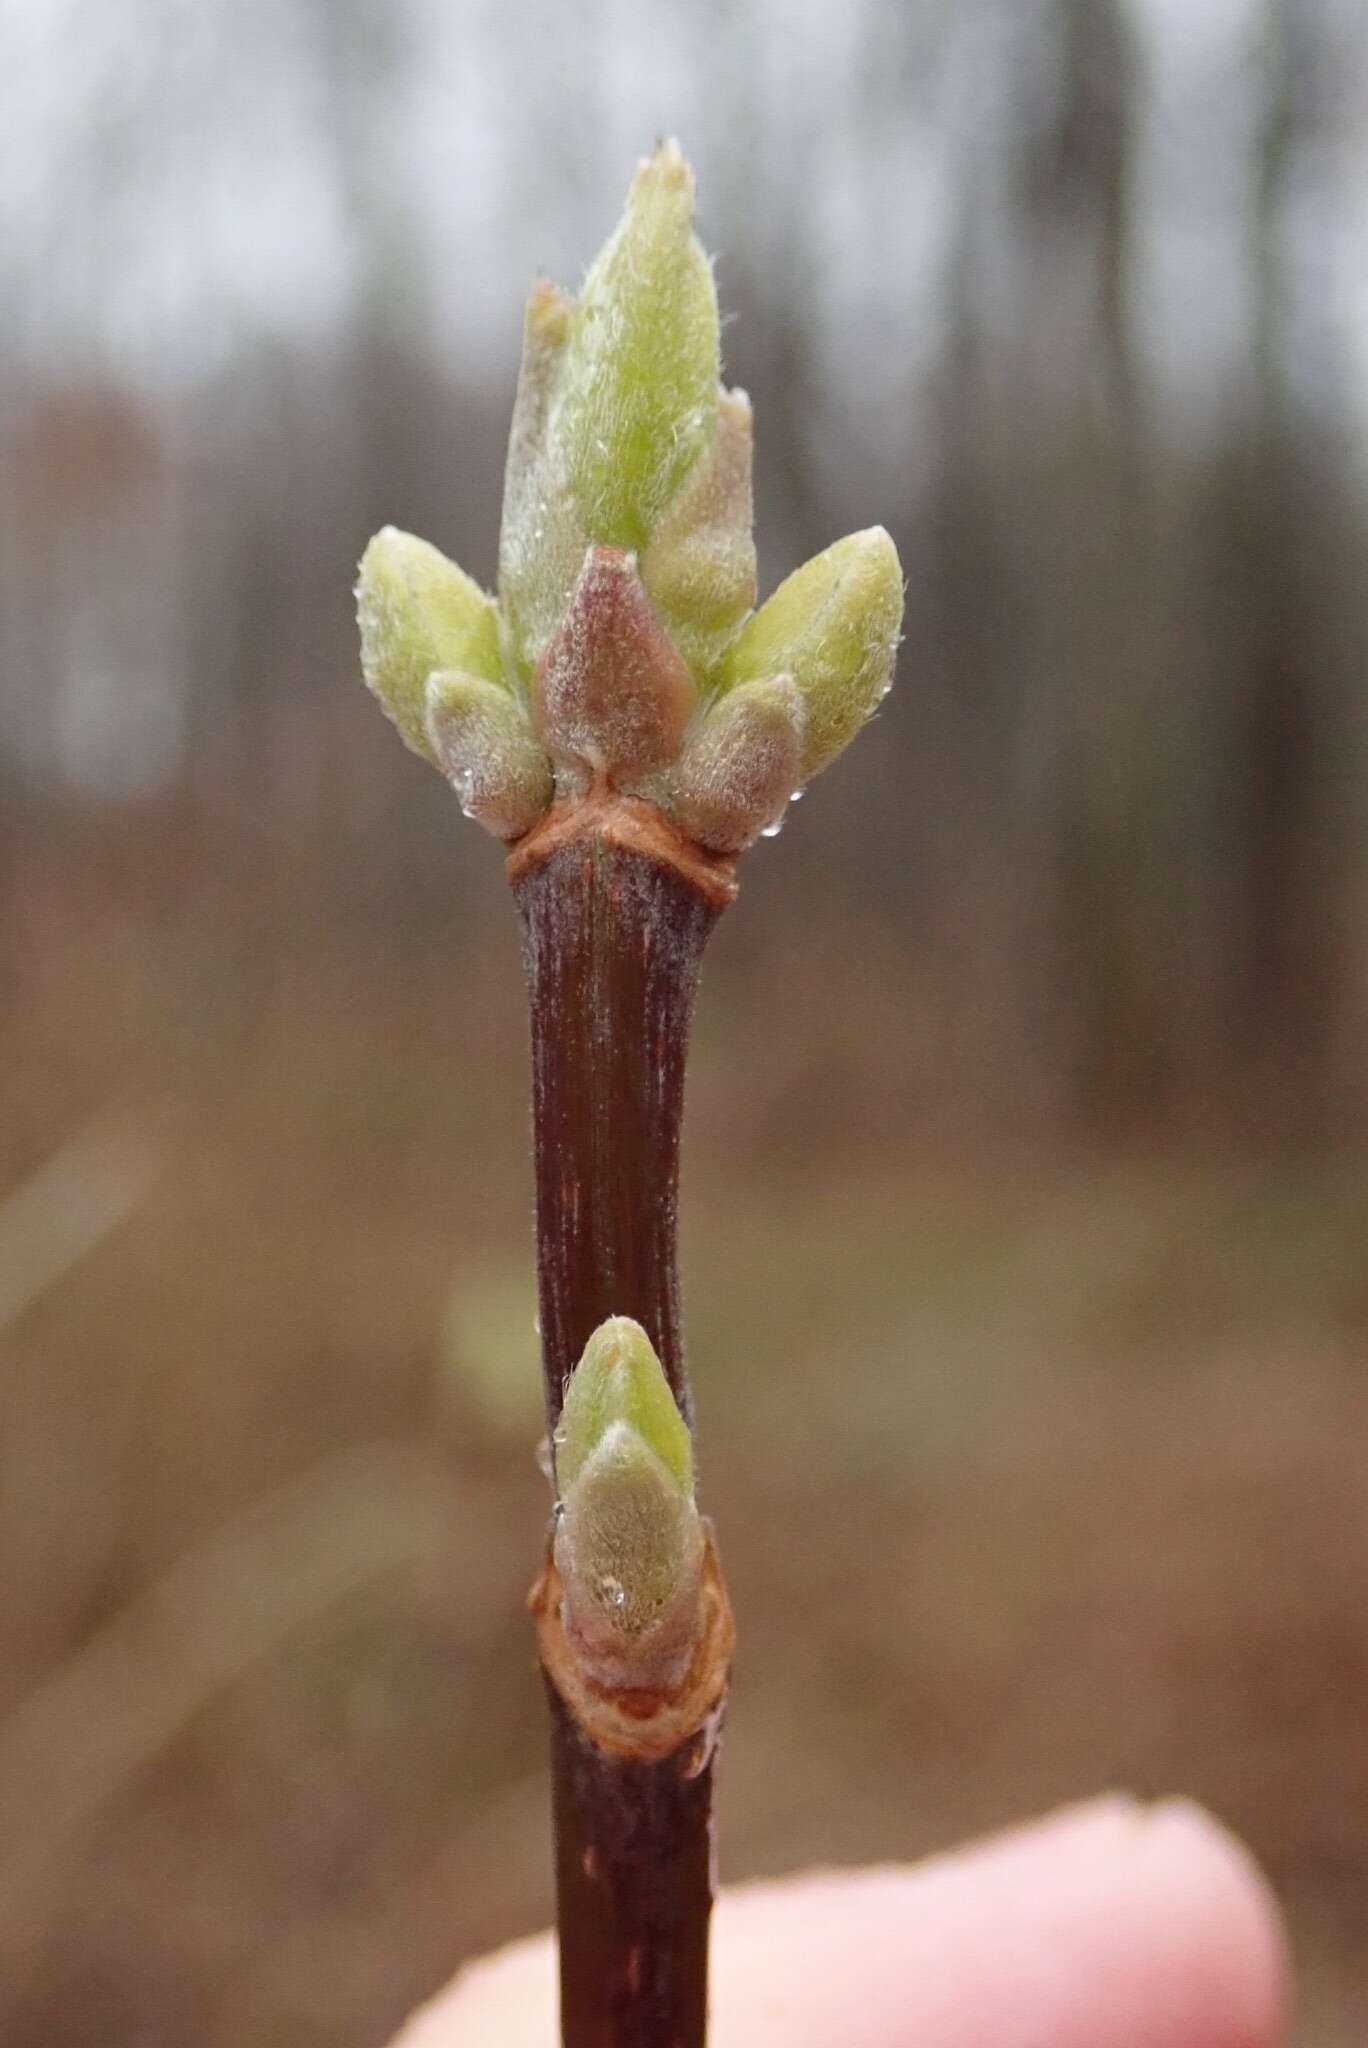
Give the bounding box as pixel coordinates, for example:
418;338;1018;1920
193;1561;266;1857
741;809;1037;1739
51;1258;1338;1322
553;140;720;552
355;145;903;853
672;673;803;853
497;282;587;679
536;545;695;785
356;528;503;762
553;1318;703;1689
716;526;904;780
641;389;757;675
425;671;553;840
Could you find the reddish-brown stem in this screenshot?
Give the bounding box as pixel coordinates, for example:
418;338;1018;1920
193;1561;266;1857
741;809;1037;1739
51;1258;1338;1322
547;1686;716;2048
512;797;733;1434
511;795;735;2048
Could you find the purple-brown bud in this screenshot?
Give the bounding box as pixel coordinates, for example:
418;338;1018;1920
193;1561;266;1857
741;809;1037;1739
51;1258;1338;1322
535;546;696;787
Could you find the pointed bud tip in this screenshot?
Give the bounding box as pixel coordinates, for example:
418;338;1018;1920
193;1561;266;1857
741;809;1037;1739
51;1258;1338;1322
557;1315;692;1500
526;277;573;346
628;137;695;215
555;141;719;550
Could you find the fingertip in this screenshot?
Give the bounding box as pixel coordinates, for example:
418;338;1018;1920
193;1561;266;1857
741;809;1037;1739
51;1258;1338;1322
1130;1798;1290;2047
390;1934;554;2048
386;1793;1289;2048
706;1793;1288;2047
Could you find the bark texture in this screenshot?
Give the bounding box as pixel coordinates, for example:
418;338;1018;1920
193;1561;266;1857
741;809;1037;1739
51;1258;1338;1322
547;1682;716;2048
529;1535;733;2048
513;800;732;1434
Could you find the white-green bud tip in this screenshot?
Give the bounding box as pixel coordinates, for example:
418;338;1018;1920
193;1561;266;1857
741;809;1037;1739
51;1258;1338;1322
556;1315;692;1497
553;1318;703;1682
554;140;720;552
356;528;503;762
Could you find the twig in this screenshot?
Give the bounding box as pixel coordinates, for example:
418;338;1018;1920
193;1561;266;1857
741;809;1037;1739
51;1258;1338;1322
354;139;902;2045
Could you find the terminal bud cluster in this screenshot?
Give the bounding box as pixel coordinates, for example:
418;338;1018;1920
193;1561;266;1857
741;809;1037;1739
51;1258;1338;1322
356;140;904;856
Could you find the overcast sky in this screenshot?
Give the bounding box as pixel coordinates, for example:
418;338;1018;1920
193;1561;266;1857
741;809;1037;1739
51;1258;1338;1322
2;0;1366;455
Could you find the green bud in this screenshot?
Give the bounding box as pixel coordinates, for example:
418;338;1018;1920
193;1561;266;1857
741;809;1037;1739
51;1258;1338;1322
425;671;553;841
551;139;720;551
672;673;803;853
555;1316;692;1498
641;389;757;674
555;1419;703;1653
716;526;903;780
356;146;901;858
498;282;587;678
553;1318;702;1677
356;528;504;761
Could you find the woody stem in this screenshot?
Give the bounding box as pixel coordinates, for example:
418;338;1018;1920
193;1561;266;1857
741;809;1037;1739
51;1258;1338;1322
512;798;734;2048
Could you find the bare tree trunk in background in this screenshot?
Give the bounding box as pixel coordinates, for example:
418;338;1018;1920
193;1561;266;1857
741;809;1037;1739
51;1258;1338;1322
1236;0;1343;1133
1032;0;1163;1126
932;0;1164;1129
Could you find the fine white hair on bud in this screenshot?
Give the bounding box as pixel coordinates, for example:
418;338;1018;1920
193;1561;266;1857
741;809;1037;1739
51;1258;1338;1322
641;389;757;675
356;527;504;762
425;671;553;841
535;546;696;787
552;139;721;552
716;527;905;781
354;142;904;844
671;674;804;853
498;282;587;680
553;1317;704;1689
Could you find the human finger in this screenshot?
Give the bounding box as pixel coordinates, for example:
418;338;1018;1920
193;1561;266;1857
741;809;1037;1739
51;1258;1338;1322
392;1792;1287;2048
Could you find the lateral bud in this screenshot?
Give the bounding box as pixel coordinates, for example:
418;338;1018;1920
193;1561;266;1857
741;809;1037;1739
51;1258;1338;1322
425;671;553;840
498;281;586;679
671;673;803;853
553;1317;704;1692
641;389;757;675
356;527;504;763
716;525;904;781
536;546;696;787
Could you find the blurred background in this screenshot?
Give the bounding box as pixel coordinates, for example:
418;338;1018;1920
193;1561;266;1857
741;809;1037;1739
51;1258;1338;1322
2;0;1367;2040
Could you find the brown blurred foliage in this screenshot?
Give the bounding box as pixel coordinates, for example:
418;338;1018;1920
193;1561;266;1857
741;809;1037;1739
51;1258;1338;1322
2;0;1367;2042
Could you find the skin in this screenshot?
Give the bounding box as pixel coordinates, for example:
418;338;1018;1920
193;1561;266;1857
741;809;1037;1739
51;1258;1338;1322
391;1794;1288;2048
